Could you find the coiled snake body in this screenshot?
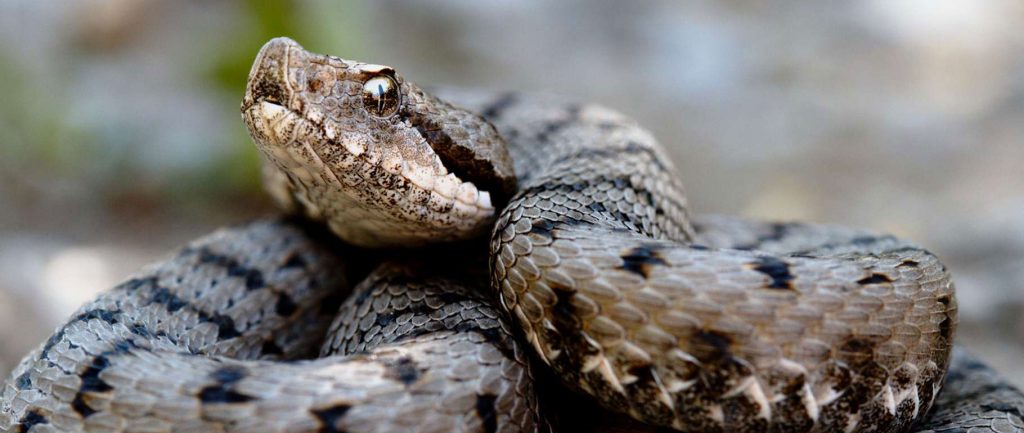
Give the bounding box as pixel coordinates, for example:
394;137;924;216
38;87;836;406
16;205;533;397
2;37;1021;433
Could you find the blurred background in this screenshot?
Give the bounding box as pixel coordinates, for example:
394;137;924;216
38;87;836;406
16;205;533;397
1;0;1021;387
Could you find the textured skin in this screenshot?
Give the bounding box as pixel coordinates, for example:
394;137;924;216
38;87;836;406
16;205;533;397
242;38;514;248
463;97;957;432
538;347;1024;433
0;220;540;433
318;261;540;433
2;37;1022;433
241;38;969;432
915;349;1024;433
2;221;1017;433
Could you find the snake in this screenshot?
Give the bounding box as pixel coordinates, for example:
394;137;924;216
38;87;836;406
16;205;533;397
1;36;1021;433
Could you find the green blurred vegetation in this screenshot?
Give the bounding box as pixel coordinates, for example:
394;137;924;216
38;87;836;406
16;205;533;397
0;0;372;220
197;0;371;206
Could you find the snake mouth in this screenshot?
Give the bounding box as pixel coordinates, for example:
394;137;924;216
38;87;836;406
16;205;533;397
243;37;500;213
398;105;517;208
243;98;497;246
245;98;496;210
242;37;504;246
243;101;341;187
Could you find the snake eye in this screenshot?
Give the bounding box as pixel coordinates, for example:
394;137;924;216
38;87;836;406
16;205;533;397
362;75;400;118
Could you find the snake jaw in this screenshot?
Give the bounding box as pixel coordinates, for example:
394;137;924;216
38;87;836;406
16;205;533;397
245;100;497;247
246;101;294;145
244;101;331;185
242;37;505;247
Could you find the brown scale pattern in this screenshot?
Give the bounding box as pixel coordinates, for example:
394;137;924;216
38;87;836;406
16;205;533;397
4;37;1023;433
244;38;509;247
468;92;959;431
243;38;1003;433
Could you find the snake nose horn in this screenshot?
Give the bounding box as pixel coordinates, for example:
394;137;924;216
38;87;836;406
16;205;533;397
243;37;303;109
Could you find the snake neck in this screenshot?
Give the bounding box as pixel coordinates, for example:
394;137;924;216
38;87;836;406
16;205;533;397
464;91;696;244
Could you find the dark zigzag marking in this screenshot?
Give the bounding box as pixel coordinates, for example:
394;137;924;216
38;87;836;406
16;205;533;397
121;276;237;343
17;244;312;418
181;246;310;337
151;287;188;312
23;302;170;385
15;410;48;433
312;403;352;433
140;278;242;340
70;339;138;418
857;273;893;285
383;356;420;386
476;394;499;433
192;247;266;291
620;243;667;278
14;371;31;391
750;257;794;289
36;271;242;386
198;365;255;404
39;309;119;360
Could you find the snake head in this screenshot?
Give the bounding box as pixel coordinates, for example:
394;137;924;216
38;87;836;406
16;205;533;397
242;37;516;247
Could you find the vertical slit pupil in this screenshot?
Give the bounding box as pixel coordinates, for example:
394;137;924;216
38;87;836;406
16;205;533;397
363;76;398;117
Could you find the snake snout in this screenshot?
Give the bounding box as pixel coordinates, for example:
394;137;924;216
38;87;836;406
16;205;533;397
243;37;300;110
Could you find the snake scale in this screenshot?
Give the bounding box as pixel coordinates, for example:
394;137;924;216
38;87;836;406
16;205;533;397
1;37;1021;433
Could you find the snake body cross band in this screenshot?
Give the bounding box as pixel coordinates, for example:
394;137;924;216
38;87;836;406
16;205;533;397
3;37;1021;433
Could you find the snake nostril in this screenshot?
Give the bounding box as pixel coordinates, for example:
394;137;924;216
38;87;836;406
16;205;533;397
252;80;286;106
244;38;298;108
